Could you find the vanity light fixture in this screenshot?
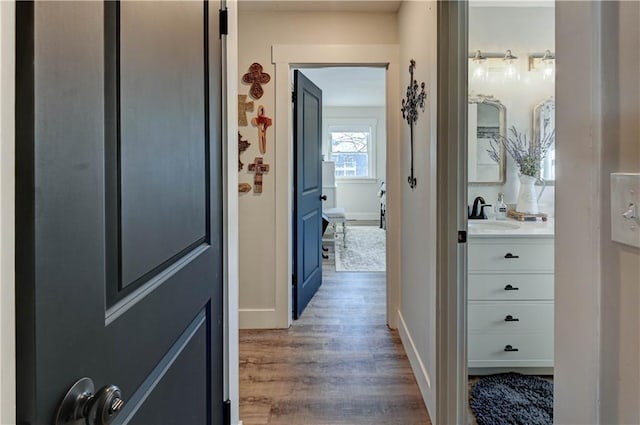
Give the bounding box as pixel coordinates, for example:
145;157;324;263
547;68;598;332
528;50;556;81
502;49;519;80
470;50;488;81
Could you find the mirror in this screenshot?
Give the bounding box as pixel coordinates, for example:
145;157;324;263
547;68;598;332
534;96;555;183
468;95;506;184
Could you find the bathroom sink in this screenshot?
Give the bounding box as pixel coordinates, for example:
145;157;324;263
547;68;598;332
468;221;521;232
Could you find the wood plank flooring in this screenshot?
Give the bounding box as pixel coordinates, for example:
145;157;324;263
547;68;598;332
239;255;432;425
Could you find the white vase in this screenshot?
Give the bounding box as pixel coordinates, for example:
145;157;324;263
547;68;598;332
516;174;545;214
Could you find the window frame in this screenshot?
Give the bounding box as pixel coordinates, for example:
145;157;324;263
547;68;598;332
325;118;377;182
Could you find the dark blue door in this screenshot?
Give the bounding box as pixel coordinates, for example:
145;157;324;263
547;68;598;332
15;2;225;424
293;70;323;319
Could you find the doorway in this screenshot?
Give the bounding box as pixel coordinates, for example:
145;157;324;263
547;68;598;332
294;66;388;320
465;4;556;424
268;44;401;329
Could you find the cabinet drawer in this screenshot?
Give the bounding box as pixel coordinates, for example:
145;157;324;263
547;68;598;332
468;302;554;333
468;273;554;300
469;241;554;272
468;333;554;368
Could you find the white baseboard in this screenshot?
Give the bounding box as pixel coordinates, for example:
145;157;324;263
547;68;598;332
345;212;379;221
397;311;432;409
239;309;287;329
238;421;243;425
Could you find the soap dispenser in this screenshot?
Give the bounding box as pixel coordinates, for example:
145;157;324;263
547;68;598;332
496;193;507;220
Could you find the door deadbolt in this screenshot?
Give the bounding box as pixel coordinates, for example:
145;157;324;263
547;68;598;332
55;377;124;425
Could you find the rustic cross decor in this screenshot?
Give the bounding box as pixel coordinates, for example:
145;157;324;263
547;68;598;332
238;132;251;171
238;95;254;126
242;62;271;100
247;157;270;193
401;59;427;189
251;105;272;154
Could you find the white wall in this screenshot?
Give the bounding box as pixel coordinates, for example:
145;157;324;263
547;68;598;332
324;106;386;220
599;2;640;423
237;11;399;328
0;1;15;423
467;6;555;214
396;0;438;418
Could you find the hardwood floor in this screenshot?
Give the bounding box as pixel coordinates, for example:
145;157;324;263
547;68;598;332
239;253;432;425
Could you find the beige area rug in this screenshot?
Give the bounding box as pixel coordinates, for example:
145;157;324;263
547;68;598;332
334;226;386;272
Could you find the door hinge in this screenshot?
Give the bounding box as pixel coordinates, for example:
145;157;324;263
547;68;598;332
223;399;231;425
292;274;296;286
219;8;228;37
291;91;296;103
458;230;467;244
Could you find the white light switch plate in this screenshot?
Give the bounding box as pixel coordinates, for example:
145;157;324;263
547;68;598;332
611;173;640;248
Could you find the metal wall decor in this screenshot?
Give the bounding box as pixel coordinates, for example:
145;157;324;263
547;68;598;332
401;59;427;189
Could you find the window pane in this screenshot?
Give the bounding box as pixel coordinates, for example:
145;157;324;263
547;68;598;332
331;132;368;153
330;130;370;177
333;153;369;177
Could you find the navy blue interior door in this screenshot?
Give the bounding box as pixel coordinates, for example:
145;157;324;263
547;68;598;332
293;70;323;320
15;2;225;424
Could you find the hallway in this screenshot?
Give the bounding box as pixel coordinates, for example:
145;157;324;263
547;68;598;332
239;260;431;424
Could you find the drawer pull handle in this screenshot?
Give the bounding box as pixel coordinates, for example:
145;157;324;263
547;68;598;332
504;315;520;322
504;253;520;259
504;284;519;291
504;345;519;352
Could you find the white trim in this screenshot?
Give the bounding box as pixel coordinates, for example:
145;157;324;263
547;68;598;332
0;1;16;423
222;2;240;424
237;309;281;330
436;2;468;424
271;44;400;329
345;212;379;221
553;2;602;423
398;311;432;406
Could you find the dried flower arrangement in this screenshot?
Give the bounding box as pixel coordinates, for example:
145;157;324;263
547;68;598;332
488;126;555;178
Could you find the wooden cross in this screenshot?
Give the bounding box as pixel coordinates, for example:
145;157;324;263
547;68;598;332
242;62;271;99
247;157;270;193
251;105;272;154
238;95;254;127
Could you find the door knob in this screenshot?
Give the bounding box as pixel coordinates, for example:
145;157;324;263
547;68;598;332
320;195;327;201
55;377;124;425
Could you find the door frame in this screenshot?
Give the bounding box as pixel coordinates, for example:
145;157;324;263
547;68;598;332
435;2;468;424
437;2;604;424
271;44;400;328
0;1;16;423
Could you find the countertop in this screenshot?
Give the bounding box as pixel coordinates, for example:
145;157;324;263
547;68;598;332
468;218;555;238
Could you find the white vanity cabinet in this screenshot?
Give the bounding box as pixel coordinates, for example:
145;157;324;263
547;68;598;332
468;235;554;371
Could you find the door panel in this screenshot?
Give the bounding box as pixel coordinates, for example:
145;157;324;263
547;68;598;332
293;71;323;319
15;2;224;424
119;1;207;287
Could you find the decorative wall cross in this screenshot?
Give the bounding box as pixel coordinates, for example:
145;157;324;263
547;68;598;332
248;157;270;193
401;59;427;189
238;95;254;126
238;132;251;171
251;105;272;154
242;63;271;100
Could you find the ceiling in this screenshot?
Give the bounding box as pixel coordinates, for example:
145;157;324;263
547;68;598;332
238;0;402;13
238;0;552;13
297;67;386;107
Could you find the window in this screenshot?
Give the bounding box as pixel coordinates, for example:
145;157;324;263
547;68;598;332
327;120;376;179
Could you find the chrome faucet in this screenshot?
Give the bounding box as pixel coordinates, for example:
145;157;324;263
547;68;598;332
469;196;492;220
